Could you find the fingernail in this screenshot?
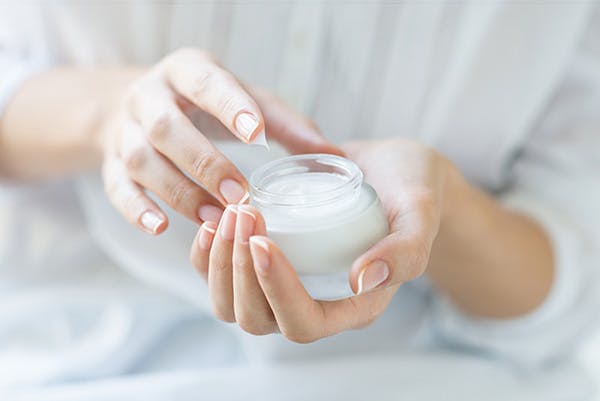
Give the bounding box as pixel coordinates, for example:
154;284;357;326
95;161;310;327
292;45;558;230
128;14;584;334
140;211;165;234
249;236;271;273
198;221;217;250
236;206;256;244
357;260;390;294
235;112;260;141
220;179;247;204
238;191;250;205
220;205;238;241
198;204;223;223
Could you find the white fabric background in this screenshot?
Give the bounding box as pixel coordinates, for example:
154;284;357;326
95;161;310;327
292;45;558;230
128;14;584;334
1;1;600;400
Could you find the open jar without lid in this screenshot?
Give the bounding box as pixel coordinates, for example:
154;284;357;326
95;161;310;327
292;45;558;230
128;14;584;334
250;154;388;300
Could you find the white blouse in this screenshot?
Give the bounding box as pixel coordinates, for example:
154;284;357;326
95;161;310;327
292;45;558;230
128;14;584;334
1;1;600;400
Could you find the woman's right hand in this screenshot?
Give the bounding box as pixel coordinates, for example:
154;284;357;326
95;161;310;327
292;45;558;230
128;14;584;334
99;48;341;235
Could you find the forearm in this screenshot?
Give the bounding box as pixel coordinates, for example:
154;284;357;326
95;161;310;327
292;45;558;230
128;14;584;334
427;168;554;319
0;67;142;180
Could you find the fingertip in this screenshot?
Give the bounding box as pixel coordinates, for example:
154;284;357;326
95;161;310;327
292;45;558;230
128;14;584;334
198;221;218;250
219;179;248;205
234;111;264;143
249;235;272;275
155;219;169;235
219;204;238;241
354;260;390;295
322;144;346;157
238;205;267;234
139;210;168;235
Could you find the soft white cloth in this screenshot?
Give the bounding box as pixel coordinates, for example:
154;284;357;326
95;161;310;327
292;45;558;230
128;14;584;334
1;1;599;399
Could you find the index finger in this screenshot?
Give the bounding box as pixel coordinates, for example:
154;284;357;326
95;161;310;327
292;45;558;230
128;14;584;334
163;49;265;143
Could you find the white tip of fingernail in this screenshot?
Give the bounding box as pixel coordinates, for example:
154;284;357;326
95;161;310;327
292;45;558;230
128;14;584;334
235;112;260;141
249;236;270;252
356;260;390;294
140;211;164;234
238;205;256;220
238;192;250;205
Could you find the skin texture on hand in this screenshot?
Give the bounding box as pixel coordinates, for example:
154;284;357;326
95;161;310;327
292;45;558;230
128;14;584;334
99;49;342;235
0;57;554;338
190;138;555;343
0;48;342;236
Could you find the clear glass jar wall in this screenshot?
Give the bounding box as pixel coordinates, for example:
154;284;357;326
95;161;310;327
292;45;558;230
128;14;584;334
250;154;388;300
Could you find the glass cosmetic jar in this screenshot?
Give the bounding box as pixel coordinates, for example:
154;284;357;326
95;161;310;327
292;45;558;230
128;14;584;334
249;154;389;300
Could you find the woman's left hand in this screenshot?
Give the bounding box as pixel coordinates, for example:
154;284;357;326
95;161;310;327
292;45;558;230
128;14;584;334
189;138;460;342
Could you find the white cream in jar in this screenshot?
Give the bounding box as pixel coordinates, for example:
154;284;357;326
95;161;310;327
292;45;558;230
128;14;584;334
249;154;388;300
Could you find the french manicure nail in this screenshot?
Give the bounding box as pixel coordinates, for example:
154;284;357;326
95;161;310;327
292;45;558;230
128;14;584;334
236;206;256;243
198;222;217;250
220;179;247;204
140;211;165;234
357;260;390;294
235;112;260;141
220;205;238;241
198;204;223;223
249;236;271;273
238;191;250;205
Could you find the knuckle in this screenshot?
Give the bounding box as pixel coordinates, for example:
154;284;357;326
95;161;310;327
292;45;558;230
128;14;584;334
147;113;172;144
167;179;193;209
190;152;218;183
216;94;240;117
192;69;215;98
123;146;149;172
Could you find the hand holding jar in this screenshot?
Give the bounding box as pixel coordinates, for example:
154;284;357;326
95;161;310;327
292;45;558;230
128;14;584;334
189;138;460;342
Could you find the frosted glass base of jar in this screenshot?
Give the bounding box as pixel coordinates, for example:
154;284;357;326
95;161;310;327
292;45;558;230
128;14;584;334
264;185;388;275
259;184;388;300
299;271;354;300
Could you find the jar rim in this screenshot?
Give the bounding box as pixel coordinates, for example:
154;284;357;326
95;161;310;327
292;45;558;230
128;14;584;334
249;154;364;208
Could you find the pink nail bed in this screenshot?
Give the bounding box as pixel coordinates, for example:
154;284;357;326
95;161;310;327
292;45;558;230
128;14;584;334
220;205;238;241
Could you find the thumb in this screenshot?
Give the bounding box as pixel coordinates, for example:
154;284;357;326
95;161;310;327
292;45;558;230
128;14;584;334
251;88;344;156
349;208;439;295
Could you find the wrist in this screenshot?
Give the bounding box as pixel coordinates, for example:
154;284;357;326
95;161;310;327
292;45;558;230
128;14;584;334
427;159;477;277
439;160;470;234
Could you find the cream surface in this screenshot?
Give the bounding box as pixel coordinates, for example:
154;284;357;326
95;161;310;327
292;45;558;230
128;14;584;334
264;172;346;197
259;172;361;224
